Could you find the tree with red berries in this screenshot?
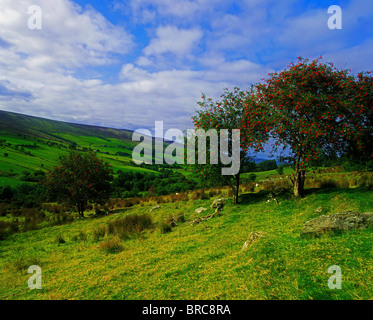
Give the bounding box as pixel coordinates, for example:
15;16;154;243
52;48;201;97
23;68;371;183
342;71;373;168
43;151;113;217
253;57;370;197
189;87;269;204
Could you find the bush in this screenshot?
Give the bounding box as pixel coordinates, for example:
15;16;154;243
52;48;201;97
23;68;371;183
320;179;337;189
174;212;185;223
277;166;284;175
189;190;209;201
358;173;373;187
0;221;10;240
247;173;257;181
93;226;106;242
55;234;66;244
160;221;173;234
106;213;153;239
98;237;124;254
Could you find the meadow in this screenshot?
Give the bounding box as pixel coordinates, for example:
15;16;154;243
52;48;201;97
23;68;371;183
0;172;372;300
0;110;372;300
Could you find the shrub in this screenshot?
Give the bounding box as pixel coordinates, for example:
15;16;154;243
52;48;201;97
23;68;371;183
277;166;284;175
98;237;124;254
174;212;185;223
247;173;257;181
106;213;153;239
160;221;172;234
349;178;357;188
320;179;337;189
50;211;74;225
189;190;209;201
0;221;10;240
335;178;349;189
165;214;176;227
93;226;106;242
358;174;373;187
55;234;66;244
260;180;276;191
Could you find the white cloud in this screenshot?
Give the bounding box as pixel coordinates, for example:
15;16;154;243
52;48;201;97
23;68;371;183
1;0;372;137
143;25;203;57
0;0;134;70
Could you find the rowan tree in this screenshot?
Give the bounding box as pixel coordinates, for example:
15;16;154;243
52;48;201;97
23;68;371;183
341;71;373;168
189;87;269;204
253;57;367;197
43;151;113;217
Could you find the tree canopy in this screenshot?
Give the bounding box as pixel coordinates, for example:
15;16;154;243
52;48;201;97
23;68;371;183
43;151;113;217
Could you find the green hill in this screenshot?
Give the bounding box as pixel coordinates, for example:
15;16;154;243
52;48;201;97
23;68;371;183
0;110;172;186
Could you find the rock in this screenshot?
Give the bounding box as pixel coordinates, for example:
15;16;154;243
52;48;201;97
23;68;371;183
195;207;207;214
149;205;161;212
301;211;373;237
210;198;228;209
242;231;265;250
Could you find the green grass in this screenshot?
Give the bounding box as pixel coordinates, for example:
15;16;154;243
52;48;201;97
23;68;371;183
0;186;372;300
0;111;183;182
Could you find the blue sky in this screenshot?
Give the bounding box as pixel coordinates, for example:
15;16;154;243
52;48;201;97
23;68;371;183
0;0;372;134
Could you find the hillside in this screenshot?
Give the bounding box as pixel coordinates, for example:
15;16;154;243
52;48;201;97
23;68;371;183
0;184;372;300
0;110;174;186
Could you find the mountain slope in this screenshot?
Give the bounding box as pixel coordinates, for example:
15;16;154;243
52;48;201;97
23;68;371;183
0;110;164;185
0;110;135;143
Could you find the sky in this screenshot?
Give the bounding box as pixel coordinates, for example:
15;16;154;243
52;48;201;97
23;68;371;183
0;0;372;135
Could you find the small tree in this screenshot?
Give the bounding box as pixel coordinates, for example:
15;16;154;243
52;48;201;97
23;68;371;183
43;151;113;217
189;87;269;204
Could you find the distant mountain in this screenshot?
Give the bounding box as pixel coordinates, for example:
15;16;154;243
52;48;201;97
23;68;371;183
252;157;269;164
0;110;135;144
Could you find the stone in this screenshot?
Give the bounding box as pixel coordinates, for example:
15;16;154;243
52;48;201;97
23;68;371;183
301;211;373;237
242;231;265;250
149;205;161;212
195;207;207;214
210;198;228;209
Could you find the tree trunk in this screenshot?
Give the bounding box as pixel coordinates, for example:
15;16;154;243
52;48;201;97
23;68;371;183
293;169;305;197
230;173;240;204
292;155;306;197
77;203;85;218
235;173;240;204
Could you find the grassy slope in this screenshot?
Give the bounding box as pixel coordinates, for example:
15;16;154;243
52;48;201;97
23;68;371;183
0;110;165;183
0;186;372;300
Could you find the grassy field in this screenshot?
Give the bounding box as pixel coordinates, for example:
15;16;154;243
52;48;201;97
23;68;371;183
0;184;372;300
0;111;187;186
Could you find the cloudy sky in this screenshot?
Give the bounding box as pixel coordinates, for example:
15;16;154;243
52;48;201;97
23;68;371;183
0;0;372;133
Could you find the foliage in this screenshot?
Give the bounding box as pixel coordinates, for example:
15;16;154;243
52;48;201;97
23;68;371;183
256;160;277;172
251;57;372;196
111;169;198;198
43;151;113;217
106;214;153;239
189;87;269;203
